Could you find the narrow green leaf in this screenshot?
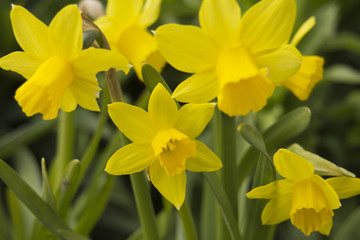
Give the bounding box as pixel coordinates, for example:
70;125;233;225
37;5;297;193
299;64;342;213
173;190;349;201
325;32;360;54
178;201;198;240
7;189;25;240
58;229;90;240
142;64;172;94
238;107;311;183
0;159;88;240
74;175;113;235
41;158;56;210
334;207;360;240
288;144;355;177
324;64;360;84
203;172;241;240
57;160;81;219
0;119;56;158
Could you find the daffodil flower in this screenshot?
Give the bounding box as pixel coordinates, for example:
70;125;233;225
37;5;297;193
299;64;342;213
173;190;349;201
105;83;222;209
95;0;165;79
281;17;325;100
0;5;129;120
247;149;360;236
155;0;302;116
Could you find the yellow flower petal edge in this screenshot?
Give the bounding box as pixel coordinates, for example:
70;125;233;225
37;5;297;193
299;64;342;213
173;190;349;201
282;56;324;100
199;0;241;48
106;83;221;209
175;103;216;139
148;82;178;130
327;177;360;199
0;4;129;120
291;16;316;46
274;148;314;180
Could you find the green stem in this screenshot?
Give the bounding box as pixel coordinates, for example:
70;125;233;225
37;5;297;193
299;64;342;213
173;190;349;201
218;111;237;240
218;111;238;214
179;201;198;240
50;111;75;193
130;172;159;240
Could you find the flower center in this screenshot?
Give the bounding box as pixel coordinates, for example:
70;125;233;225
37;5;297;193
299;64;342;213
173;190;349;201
15;56;73;119
290;177;333;236
151;128;196;176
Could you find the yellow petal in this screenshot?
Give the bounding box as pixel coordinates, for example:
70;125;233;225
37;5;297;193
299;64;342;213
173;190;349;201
246;179;294;199
108;102;156;143
326;177;360;199
282;56;324;101
149;160;186;209
291;16;316;46
261;195;292;225
155;24;218;73
172;69;219;103
185;140;222;172
10;5;52;59
216;46;275;116
311;175;341;210
240;0;296;54
273;149;314;180
175;103;216;139
105;143;155;175
116;24;160;78
148;84;178;130
14;56;74;120
139;0;161;27
199;0;241;48
69;76;101;112
72;47;129;76
48;5;82;59
291;207;333;236
60;89;77;112
255;44;302;83
0;51;42;79
106;0;143;25
319;218;332;236
95;16;122;43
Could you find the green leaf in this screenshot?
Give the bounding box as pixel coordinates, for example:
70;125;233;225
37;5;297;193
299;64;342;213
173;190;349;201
0;159;89;240
325;32;360;54
142;64;172;94
324;64;360;84
287;143;355;177
238;107;311;183
7;189;25;240
74;175;114;235
0;189;10;240
41;158;57;210
0;119;56;158
334;207;360;240
57;160;81;219
82;30;103;49
238;123;271;162
202;172;241;240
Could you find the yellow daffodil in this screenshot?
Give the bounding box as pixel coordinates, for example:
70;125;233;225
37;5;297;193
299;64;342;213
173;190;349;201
105;83;222;209
95;0;165;79
0;5;129;120
247;148;358;236
155;0;302;116
281;17;325;100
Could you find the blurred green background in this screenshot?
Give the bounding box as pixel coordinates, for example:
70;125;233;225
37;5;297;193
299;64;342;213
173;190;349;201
0;0;360;239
